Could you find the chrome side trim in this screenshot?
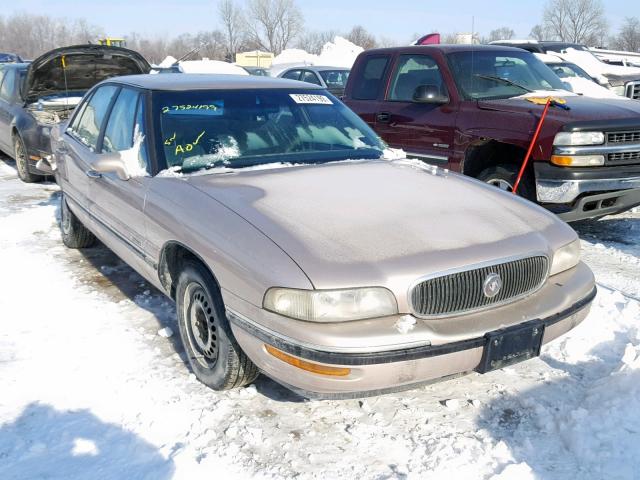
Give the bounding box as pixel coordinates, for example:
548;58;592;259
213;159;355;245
406;252;551;320
405;151;449;163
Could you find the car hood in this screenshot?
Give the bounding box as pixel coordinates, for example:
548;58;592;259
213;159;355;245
477;94;640;123
24;44;151;102
187;160;571;290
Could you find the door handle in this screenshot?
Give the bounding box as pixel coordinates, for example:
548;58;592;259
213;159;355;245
376;112;391;123
85;170;102;179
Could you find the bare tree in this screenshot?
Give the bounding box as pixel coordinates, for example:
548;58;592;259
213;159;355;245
542;0;607;45
346;25;377;50
488;27;515;42
218;0;245;61
442;33;458;44
611;17;640;52
245;0;303;54
294;30;337;55
529;24;549;41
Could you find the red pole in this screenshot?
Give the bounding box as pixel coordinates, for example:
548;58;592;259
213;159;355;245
513;98;552;194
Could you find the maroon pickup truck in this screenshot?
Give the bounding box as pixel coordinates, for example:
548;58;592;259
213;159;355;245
343;44;640;221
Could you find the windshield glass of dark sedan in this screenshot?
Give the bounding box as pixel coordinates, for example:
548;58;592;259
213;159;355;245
154;89;385;173
447;51;566;100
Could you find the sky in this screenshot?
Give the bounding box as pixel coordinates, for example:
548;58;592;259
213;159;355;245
5;0;634;43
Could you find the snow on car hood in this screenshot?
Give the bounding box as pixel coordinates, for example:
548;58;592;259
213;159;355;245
478;94;640;122
24;44;151;102
186;159;570;289
555;49;640;83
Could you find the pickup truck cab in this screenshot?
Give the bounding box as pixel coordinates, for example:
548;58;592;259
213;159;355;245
343;45;640;221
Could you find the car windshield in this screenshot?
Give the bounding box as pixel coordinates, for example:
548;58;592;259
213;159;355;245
154;88;385;173
447;51;566;100
319;70;350;89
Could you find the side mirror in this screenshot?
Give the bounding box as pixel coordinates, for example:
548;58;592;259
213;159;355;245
413;84;449;104
91;153;130;181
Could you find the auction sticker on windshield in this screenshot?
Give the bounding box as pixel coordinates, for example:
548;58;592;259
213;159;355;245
289;94;333;105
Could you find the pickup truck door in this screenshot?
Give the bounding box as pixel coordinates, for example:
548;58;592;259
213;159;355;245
343;55;392;129
373;53;456;167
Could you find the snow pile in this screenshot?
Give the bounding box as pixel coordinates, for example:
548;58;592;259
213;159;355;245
563;77;626;99
271;36;363;75
555;48;640;79
1;156;640;479
158;55;178;68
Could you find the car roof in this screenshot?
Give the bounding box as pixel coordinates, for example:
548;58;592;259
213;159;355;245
363;44;530;55
0;62;29;69
107;73;325;91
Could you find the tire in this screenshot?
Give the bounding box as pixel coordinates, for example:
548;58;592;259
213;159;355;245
13;134;43;183
176;260;259;390
477;163;535;202
60;193;96;248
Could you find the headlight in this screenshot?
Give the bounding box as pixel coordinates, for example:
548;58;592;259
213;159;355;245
263;287;398;322
550;238;581;276
553;131;604;146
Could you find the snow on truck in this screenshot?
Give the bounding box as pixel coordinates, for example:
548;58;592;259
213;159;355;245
343;44;640;222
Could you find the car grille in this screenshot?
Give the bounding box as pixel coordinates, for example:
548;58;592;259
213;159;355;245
410;256;549;317
625;81;640;100
608;151;640;165
607;131;640;144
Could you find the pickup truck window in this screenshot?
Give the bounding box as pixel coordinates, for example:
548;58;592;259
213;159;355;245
447;51;565;100
389;55;446;101
352;56;389;100
154;89;385;173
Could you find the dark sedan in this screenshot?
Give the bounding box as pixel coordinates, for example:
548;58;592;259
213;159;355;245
0;44;150;182
278;66;350;96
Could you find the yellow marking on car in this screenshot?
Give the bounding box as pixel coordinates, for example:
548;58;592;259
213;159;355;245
174;131;206;155
193;130;205;145
164;132;176;145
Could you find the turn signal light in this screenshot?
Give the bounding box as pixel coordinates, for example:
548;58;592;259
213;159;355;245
550;155;605;167
264;344;351;377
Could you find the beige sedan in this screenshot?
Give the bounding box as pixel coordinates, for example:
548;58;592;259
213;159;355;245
48;74;596;399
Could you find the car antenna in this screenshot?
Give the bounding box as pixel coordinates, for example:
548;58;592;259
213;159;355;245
172;42;210;67
61;55;69;111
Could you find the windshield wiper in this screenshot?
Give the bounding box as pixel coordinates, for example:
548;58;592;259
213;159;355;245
473;74;533;93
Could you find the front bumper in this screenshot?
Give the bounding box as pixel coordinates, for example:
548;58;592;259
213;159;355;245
535;162;640;221
226;263;596;399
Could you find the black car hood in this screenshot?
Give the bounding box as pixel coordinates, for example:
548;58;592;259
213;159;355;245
24;44;151;102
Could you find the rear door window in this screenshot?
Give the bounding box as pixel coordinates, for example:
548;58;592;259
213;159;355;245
102;88;139;153
301;70;322;85
70;85;119;151
0;69;16;101
282;70;302;80
352;56;390;100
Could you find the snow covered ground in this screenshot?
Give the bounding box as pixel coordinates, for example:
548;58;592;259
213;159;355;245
0;156;638;479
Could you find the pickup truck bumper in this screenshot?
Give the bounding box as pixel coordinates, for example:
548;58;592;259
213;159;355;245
534;163;640;222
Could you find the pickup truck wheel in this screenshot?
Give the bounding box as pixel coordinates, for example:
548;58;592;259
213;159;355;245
14;134;43;184
176;261;259;390
60;193;96;248
478;164;535;201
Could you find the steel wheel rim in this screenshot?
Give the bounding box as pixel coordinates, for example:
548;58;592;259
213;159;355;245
184;283;218;369
15;139;28;177
61;197;72;234
487;178;513;192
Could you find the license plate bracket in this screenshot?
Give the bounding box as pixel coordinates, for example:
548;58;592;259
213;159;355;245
476;319;545;374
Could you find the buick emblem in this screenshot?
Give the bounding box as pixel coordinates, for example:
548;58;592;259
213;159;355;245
482;273;502;298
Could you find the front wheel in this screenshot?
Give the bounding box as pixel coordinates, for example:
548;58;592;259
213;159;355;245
60;193;96;248
477;164;535;201
14;134;43;183
176;261;259;390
